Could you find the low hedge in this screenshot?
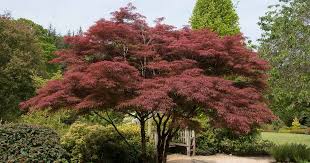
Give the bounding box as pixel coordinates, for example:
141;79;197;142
0;123;69;162
278;127;310;135
270;144;310;162
219;136;274;156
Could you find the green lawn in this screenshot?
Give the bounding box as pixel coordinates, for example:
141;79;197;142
261;132;310;147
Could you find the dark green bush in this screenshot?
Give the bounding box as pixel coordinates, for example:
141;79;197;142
61;123;155;163
218;136;274;156
196;127;218;155
195;114;220;155
0;123;69;162
196;115;274;156
270;144;310;162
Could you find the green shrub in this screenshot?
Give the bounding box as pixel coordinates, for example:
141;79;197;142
195;115;219;155
19;109;77;135
61;123;155;163
0;123;69;162
196;128;218;155
197;128;274;156
270;144;310;162
196;115;274;156
219;136;274;156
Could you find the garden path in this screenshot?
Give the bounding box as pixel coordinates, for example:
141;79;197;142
168;154;275;163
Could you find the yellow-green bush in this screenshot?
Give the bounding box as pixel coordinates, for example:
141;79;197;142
19;109;77;135
61;123;154;163
292;117;301;129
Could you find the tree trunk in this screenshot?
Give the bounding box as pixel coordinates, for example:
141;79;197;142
140;118;147;163
153;113;180;163
163;136;172;163
155;128;163;163
156;134;172;163
156;140;165;163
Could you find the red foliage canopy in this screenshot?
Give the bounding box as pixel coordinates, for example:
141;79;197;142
20;4;275;133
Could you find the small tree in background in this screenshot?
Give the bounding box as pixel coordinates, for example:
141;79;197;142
21;4;275;163
292;117;301;129
191;0;240;36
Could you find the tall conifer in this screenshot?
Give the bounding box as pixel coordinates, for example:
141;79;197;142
191;0;240;36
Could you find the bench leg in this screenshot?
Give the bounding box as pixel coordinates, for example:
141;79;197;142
185;129;190;156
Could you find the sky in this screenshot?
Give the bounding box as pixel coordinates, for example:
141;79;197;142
1;0;278;42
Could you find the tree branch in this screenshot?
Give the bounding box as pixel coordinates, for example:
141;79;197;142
161;112;172;136
93;111;139;154
126;111;141;121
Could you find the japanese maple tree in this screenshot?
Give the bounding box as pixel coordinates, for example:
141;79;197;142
20;4;275;163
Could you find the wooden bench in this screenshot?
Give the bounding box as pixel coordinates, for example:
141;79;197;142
154;128;196;156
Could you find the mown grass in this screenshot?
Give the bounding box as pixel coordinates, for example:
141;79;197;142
261;132;310;147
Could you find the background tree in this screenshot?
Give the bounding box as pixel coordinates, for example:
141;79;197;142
190;0;240;36
0;15;44;121
16;20;65;88
21;4;275;163
17;19;61;77
258;0;310;126
0;14;64;121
